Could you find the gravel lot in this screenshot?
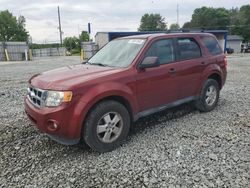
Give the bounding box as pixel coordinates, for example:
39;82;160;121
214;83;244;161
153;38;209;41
0;55;249;188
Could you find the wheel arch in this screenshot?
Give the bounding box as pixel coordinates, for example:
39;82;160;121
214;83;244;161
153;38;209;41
88;95;134;122
196;67;223;96
207;72;222;89
78;95;134;139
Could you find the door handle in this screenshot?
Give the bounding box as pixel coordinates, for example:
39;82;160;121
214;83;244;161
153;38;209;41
168;68;176;74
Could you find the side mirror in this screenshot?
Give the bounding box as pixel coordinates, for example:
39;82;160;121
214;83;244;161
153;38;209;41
139;56;159;69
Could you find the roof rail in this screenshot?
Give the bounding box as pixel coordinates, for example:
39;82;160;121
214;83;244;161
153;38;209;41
166;29;227;34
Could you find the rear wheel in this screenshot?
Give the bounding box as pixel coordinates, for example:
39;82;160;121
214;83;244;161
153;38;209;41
83;100;130;152
194;79;220;112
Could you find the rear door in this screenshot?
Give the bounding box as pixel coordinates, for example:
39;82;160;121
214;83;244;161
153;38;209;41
175;37;206;99
200;35;225;68
200;35;227;85
136;38;182;112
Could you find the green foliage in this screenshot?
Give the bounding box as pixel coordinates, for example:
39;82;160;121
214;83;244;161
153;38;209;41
170;23;180;30
30;43;60;49
0;10;29;41
70;48;81;55
182;5;250;41
236;5;250;41
227;5;250;41
138;13;167;31
63;31;89;53
79;31;89;42
183;7;230;29
182;22;192;29
63;36;80;52
229;8;241;38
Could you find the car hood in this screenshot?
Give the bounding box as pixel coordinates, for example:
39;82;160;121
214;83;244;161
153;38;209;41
30;64;122;90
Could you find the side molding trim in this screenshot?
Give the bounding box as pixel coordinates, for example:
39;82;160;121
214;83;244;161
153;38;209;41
134;96;197;121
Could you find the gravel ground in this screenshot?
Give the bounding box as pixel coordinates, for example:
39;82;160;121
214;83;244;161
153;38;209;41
0;55;249;188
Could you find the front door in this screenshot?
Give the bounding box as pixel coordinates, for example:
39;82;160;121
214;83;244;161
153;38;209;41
136;38;182;112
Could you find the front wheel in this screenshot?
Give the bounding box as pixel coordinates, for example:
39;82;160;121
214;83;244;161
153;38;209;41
194;79;220;112
82;100;130;152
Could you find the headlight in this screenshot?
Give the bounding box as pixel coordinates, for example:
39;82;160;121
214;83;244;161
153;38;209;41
44;91;73;107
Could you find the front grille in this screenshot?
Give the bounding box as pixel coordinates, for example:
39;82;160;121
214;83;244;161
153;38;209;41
27;86;46;108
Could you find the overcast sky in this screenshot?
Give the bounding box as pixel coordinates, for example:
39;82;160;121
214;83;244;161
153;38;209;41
0;0;249;43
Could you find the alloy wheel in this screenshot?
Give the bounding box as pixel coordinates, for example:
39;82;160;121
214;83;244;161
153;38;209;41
96;112;123;143
205;85;217;106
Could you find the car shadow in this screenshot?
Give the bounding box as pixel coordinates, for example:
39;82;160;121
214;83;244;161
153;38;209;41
129;103;196;137
72;103;196;153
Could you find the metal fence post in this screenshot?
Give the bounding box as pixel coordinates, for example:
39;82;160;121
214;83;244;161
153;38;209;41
3;42;10;61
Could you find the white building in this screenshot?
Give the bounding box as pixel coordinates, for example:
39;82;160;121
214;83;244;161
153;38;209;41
227;35;243;53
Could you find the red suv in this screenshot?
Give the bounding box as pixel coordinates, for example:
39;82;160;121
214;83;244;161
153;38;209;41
25;33;227;152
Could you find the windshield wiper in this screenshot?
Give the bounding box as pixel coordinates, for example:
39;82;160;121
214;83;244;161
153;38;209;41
88;62;108;67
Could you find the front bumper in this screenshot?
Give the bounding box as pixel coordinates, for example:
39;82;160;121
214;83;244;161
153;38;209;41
24;97;81;145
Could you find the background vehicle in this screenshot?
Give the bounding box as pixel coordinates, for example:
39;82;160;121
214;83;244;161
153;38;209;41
241;43;250;53
226;47;234;54
25;33;227;152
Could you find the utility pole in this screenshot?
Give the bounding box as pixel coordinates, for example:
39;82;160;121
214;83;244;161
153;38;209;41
57;6;63;46
177;4;179;26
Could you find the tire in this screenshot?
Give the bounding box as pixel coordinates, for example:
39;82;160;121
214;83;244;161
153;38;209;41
194;79;220;112
83;100;130;152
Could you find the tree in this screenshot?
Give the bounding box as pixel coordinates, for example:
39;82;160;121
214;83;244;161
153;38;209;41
63;31;90;54
228;8;240;35
138;13;167;31
227;5;250;42
63;36;80;52
182;22;193;29
170;23;180;30
182;7;230;29
182;5;250;41
0;10;29;41
237;5;250;41
79;31;90;42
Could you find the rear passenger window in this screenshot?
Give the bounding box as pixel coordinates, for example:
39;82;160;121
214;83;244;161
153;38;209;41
177;38;201;60
201;36;222;55
145;39;175;64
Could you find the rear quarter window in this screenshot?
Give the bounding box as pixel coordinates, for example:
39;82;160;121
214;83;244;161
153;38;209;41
201;36;222;55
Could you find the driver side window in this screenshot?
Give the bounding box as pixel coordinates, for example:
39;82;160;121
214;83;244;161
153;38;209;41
145;39;175;64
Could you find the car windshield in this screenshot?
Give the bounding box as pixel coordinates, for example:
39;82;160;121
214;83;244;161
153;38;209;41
88;38;146;68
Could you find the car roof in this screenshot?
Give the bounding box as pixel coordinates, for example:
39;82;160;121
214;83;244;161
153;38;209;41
121;32;214;40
